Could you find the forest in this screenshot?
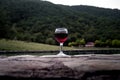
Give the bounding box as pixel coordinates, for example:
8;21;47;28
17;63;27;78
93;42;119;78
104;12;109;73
0;0;120;47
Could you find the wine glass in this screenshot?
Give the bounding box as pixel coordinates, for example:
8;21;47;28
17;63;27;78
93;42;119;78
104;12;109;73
54;28;68;56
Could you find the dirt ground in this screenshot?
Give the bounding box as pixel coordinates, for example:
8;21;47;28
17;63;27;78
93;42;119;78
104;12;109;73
0;54;120;80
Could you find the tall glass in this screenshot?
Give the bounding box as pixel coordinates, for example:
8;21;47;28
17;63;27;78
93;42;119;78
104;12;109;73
54;28;68;56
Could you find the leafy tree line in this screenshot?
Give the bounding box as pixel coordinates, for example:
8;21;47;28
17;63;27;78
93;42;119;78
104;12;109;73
68;39;120;48
0;0;120;47
95;39;120;48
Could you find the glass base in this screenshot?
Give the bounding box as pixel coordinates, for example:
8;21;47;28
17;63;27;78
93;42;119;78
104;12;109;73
41;51;71;57
57;51;70;57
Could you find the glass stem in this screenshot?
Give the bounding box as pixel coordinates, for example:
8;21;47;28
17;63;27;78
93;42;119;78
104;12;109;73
60;43;63;53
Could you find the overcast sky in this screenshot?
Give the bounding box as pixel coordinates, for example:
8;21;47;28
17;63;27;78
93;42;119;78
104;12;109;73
45;0;120;9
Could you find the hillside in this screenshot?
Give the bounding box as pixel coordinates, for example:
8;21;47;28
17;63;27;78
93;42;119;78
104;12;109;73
0;39;73;51
0;0;120;46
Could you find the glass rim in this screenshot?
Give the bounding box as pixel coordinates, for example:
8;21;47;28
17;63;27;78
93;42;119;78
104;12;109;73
55;27;67;29
55;28;68;33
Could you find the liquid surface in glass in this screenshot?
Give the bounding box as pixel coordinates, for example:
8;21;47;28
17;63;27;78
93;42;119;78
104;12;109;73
55;33;68;43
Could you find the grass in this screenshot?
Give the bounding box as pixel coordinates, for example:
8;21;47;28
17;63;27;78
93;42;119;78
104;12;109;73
0;39;74;51
0;39;119;56
0;39;119;51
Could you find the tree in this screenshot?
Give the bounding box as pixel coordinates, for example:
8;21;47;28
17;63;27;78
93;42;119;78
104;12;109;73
112;39;120;47
45;38;55;45
95;40;101;47
75;38;86;47
105;39;112;47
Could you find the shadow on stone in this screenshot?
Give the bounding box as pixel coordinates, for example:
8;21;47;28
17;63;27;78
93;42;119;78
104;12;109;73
81;70;120;80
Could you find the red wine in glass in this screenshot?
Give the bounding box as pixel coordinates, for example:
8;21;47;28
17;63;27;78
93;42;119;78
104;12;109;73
55;33;68;43
54;28;68;56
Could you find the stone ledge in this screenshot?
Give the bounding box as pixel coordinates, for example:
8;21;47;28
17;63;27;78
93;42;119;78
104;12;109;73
0;54;120;80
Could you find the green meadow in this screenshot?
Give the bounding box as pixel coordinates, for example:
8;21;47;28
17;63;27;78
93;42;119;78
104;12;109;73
0;39;73;51
0;39;119;51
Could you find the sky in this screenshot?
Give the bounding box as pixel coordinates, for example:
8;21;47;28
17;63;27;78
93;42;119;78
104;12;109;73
44;0;120;9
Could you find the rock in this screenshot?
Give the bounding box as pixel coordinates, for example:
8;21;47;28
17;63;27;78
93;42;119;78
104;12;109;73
0;54;120;80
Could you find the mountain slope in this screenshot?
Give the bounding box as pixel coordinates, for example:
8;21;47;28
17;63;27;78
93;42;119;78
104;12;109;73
71;5;120;19
0;0;120;45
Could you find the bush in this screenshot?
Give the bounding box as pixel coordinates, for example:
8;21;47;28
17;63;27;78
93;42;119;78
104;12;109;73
95;39;120;47
45;38;55;45
112;39;120;47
